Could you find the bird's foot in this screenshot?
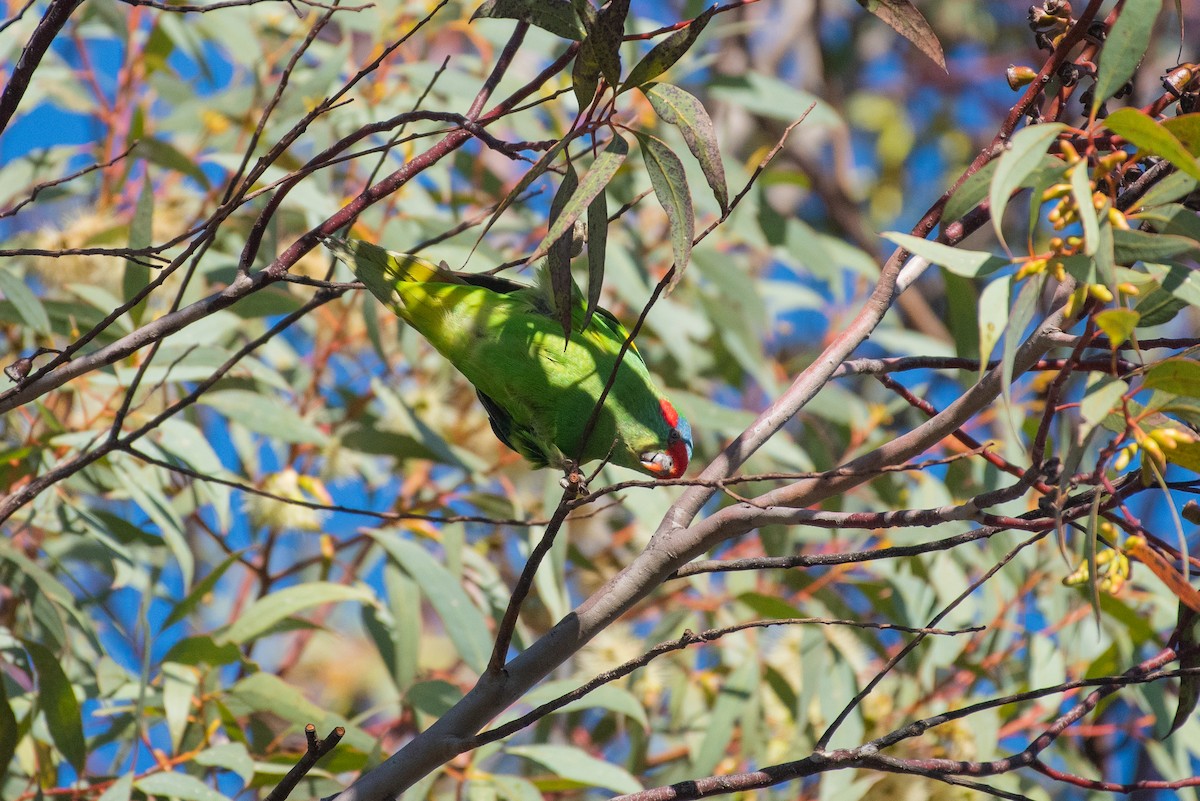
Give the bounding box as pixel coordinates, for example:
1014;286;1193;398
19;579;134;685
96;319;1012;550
559;461;588;497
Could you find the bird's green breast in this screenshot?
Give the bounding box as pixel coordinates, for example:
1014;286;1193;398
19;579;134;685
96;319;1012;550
394;281;667;470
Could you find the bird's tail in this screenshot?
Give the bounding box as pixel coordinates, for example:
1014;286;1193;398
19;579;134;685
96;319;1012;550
325;237;453;314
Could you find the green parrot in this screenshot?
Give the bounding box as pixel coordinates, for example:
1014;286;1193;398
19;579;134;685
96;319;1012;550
327;238;692;479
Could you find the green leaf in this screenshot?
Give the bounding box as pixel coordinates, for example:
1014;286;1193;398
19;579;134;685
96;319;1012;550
1143;358;1200;397
474;133;578;249
547;159;579;342
942;159;998;226
1113;229;1200;264
536;682;649;729
97;774;134;801
708;72;837;127
163;551;245;629
194;742;255;785
22;639;85;772
857;0;946;71
695;658;759;775
1001;275;1042;414
1104;108;1200;181
1092;0;1163;113
584;189;607;331
1080;377;1129;433
162;635;243;667
623;6;716;90
124;175;154;327
506;744;642;794
219;582;375;644
644;82;728;211
976;277;1010;374
162;662;199;750
533;134;626;266
1094;308;1140;347
1135;284;1188;327
1145;261;1200;309
368;531;492;674
635;131;694;285
1168;606;1199;737
471;0;586;40
988;123;1066;251
406;679;463;719
1134;170;1198;210
1163;113;1200;155
0;266;51;335
135;771;232;801
226;672;375;752
881;232;1007;278
590;0;629;85
198;389;328;445
111;460;196;589
0;676;18;784
1069;160;1101;256
139;136;211;189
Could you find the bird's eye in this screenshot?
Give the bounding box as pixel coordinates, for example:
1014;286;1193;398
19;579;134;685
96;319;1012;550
668;429;680;443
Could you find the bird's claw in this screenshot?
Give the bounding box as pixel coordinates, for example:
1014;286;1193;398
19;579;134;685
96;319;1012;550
559;462;588;497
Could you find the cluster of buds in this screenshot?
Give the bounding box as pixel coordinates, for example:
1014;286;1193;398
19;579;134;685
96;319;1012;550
1113;425;1198;474
1063;524;1131;595
1029;0;1073;50
1042;144;1131;231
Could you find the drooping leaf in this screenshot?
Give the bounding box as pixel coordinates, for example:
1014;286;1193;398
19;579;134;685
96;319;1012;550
139;136;211;189
163;550;245;629
218;582;376;644
622;5;716;90
533;133;627;266
881;232;1007;278
198;389;328;445
0;266;51;335
976;276;1010;376
1092;0;1163;113
857;0;946;70
1168;605;1200;737
22;639;86;772
988;123;1067;251
1069;160;1101;256
474;132;579;253
584;189;607;331
645;82;728;211
590;0;630;84
634;131;694;287
547;159;580;342
471;0;586;40
124;174;154;326
368;531;492;674
506;744;642;794
1104;108;1200;181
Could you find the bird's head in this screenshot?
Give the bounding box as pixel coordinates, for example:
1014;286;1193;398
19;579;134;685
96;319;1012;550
639;399;692;480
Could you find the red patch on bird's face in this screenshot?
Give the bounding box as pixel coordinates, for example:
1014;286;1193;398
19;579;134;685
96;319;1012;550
666;439;689;478
659;398;680;428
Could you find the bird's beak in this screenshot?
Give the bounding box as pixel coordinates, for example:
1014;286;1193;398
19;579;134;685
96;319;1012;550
640;451;674;476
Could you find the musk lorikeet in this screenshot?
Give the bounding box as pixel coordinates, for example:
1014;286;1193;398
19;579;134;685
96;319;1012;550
327;238;692;479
